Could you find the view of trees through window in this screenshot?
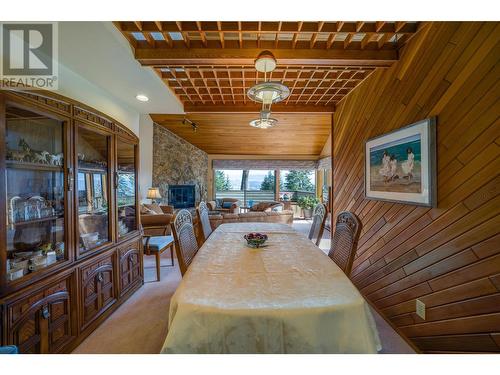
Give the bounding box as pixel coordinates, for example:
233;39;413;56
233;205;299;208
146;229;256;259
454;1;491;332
214;169;315;203
279;170;315;202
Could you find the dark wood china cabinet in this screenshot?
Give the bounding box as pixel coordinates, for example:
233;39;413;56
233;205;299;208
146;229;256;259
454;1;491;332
0;89;143;353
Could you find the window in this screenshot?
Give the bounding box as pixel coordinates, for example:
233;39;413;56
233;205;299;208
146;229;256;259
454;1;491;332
322;169;330;204
279;170;316;202
214;170;276;206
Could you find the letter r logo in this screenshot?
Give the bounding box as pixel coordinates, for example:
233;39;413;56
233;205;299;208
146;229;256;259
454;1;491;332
1;23;53;76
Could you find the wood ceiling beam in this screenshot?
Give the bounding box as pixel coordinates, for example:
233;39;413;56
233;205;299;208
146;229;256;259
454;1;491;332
182;103;335;113
175;21;190;48
196;21;208;47
292;21;303;49
135;48;398;67
326;33;335;49
217;21;225;48
238;21;243;48
375;21;386;32
117;21;418;34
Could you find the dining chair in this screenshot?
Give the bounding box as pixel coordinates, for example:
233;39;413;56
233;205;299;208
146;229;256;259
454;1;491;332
328;211;362;277
141;224;175;282
171;209;199;276
197;201;213;242
308;203;327;246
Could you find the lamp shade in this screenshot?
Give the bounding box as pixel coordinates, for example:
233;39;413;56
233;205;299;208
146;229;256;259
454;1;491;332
147;187;162;200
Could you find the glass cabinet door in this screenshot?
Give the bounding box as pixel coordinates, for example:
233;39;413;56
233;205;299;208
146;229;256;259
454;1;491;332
76;126;111;254
4;104;67;282
116;141;137;238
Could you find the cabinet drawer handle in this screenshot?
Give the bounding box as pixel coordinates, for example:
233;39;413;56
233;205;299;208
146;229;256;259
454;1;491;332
67;167;74;191
97;272;104;282
41;306;50;319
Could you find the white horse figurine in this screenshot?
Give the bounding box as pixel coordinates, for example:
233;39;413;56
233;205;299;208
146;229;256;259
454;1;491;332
33;151;50;164
49;153;64;166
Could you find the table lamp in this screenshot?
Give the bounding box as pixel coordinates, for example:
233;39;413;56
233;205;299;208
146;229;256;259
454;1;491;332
147;187;162;204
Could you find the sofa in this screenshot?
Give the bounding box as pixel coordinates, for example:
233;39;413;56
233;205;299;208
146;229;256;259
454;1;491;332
207;198;240;214
249;201;284;212
209;209;293;230
140;203;174;236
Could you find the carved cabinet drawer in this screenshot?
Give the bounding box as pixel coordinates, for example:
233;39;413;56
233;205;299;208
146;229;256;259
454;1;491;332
2;273;76;353
118;239;143;297
79;254;117;331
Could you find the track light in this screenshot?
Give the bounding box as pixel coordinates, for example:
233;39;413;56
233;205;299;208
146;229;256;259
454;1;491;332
182;118;198;132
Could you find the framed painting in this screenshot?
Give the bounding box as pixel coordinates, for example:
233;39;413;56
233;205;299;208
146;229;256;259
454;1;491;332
365;117;437;207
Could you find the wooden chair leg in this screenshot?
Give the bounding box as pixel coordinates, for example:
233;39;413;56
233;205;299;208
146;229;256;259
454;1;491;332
170;244;174;266
155;251;161;281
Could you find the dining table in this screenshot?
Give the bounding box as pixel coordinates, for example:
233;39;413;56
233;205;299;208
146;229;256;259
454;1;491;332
161;222;381;354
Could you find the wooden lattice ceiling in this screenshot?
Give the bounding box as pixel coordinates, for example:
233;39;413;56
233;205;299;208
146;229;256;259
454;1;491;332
114;21;420;112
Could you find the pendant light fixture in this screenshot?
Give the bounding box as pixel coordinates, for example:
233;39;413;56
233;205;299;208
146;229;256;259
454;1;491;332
249;109;278;129
247;51;289;129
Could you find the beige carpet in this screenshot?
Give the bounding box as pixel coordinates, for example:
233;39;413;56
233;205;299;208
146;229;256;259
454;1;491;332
73;220;415;354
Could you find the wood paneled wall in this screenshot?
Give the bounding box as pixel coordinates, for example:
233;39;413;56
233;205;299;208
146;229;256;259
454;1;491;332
332;22;500;353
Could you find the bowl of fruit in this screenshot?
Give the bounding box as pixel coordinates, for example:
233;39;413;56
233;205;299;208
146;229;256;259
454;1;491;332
244;232;268;248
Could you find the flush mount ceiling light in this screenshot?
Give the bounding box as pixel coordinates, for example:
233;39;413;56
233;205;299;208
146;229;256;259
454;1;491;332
135;94;149;102
247;51;289;129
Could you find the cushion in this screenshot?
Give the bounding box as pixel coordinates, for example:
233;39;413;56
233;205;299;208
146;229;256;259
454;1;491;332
250;202;272;212
144;203;163;214
0;345;18;354
222;201;233;209
143;235;174;252
141;205;156;215
215;199;223;208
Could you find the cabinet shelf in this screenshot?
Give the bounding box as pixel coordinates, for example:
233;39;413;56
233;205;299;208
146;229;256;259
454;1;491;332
9;215;64;227
6;160;63;172
78;166;108;173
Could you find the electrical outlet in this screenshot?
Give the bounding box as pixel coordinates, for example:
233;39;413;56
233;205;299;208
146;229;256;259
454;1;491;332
416;299;426;320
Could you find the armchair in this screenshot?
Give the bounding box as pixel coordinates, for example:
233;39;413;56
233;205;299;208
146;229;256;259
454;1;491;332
209;198;240;214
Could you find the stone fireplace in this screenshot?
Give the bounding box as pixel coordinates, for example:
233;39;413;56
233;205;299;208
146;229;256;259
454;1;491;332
152;124;208;206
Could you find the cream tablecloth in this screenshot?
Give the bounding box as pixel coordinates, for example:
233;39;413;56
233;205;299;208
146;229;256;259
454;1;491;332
161;223;381;353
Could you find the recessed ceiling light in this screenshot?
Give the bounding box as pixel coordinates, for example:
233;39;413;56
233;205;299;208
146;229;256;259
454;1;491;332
136;94;149;102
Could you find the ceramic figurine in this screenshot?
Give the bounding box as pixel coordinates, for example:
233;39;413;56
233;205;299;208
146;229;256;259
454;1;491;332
7;148;30;161
18;138;32;161
7;139;33;161
39;243;53;253
33;151;50;164
49;152;64;166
